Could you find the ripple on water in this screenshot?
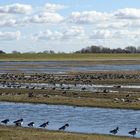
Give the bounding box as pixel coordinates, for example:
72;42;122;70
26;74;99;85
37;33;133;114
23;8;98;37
1;62;140;73
0;102;140;137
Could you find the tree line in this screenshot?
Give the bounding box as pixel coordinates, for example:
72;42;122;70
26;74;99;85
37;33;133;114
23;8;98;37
75;45;140;53
1;45;140;54
0;50;55;54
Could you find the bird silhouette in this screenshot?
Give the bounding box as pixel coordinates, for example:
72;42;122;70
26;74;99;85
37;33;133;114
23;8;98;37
13;118;23;127
28;122;34;127
110;127;119;135
39;121;49;128
129;128;138;137
13;118;23;124
59;123;69;131
1;119;9;125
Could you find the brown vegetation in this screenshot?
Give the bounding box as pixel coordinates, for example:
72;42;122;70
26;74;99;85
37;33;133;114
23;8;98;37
0;125;139;140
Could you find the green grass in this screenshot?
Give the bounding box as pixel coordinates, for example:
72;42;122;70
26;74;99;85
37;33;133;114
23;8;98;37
0;125;139;140
1;96;140;110
1;88;140;110
0;53;140;61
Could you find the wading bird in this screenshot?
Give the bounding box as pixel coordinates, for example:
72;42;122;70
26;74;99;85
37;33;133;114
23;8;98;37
1;119;9;125
39;121;49;128
110;127;119;135
59;123;69;131
128;128;138;137
13;118;23;127
28;122;34;127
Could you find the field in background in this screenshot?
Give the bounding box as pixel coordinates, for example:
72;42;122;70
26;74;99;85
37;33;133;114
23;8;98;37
0;53;140;61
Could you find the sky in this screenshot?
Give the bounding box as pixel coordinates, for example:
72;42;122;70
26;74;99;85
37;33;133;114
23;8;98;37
1;0;140;53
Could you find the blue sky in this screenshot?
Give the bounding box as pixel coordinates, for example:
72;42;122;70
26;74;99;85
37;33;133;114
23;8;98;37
0;0;140;53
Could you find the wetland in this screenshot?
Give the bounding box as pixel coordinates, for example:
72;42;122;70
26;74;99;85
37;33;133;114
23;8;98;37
1;54;140;139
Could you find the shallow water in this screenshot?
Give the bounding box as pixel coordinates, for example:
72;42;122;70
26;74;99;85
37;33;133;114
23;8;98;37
0;82;140;92
0;102;140;137
0;61;140;73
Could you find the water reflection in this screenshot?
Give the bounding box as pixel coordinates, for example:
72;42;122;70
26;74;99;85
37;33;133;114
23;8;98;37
0;102;140;137
1;61;140;73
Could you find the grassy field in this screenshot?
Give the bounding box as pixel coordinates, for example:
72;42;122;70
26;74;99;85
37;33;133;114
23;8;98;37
1;88;140;110
0;53;140;61
0;125;139;140
1;96;140;110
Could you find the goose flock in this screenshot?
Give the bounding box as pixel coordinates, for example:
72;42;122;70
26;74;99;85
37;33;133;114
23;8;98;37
0;118;139;137
1;118;69;131
110;127;138;137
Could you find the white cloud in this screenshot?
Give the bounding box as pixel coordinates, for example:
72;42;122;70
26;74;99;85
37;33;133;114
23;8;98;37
0;13;17;27
0;3;32;14
90;29;140;40
97;22;128;29
0;19;17;27
63;26;85;39
32;26;85;41
69;11;110;24
29;12;64;24
126;20;140;28
114;8;140;19
67;8;140;31
0;31;20;40
44;3;66;13
27;3;65;24
0;3;65;26
90;30;113;39
1;3;140;52
33;30;63;40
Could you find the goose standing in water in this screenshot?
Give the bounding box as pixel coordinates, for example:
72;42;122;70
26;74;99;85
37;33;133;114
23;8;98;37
28;122;34;127
1;119;9;125
13;118;23;127
128;128;138;137
59;123;69;131
39;121;49;128
110;127;119;135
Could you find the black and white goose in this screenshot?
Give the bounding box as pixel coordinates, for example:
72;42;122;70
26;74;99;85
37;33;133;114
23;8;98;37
28;122;34;127
59;123;69;131
39;121;49;128
110;127;119;135
13;118;23;126
1;119;9;125
129;128;138;137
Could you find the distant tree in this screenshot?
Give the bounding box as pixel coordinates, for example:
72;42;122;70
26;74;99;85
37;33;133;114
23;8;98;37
125;46;137;53
75;45;140;54
90;45;101;53
101;47;111;53
42;50;49;53
12;51;21;54
81;48;90;53
0;50;6;54
24;51;36;54
49;50;55;54
112;48;125;53
42;50;55;54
